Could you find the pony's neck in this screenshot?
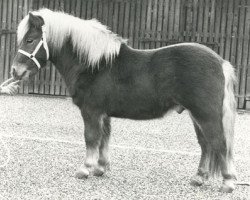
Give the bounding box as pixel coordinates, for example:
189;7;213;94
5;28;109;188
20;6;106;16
48;40;126;96
49;41;83;94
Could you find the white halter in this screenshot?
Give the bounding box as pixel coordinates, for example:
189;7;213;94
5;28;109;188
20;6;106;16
18;25;49;69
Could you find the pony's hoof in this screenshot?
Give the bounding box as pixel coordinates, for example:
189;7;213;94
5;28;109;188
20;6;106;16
93;166;105;177
75;167;90;179
190;175;204;186
220;180;235;193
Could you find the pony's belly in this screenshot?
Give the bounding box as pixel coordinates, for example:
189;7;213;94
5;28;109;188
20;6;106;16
110;110;165;120
108;102;171;120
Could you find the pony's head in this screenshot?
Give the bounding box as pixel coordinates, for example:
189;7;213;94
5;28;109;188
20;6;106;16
12;8;125;81
11;12;49;81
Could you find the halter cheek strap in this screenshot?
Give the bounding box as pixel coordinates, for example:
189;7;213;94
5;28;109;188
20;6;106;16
42;25;49;60
18;25;49;69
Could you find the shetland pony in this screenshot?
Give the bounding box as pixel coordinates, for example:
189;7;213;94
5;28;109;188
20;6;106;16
11;9;237;192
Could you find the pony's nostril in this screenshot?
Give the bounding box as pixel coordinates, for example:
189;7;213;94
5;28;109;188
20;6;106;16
11;67;27;80
12;68;17;78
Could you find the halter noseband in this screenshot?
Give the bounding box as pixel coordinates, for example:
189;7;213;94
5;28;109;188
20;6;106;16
18;25;49;69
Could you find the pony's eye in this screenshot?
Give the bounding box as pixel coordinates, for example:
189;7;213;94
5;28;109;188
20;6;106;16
26;39;34;43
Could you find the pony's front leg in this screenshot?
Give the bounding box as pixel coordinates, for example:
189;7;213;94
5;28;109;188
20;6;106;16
98;115;111;171
75;112;104;179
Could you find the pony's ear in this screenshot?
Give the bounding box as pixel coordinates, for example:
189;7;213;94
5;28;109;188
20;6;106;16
28;12;44;28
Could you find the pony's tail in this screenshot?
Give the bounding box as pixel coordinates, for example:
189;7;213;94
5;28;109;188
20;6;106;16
222;61;236;161
206;61;237;177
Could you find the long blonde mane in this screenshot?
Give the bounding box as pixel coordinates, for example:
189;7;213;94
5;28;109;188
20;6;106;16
17;9;126;66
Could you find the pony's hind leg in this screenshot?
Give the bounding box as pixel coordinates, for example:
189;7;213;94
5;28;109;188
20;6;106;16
75;111;107;179
192;115;236;192
207;121;236;192
220;150;237;193
190;119;209;186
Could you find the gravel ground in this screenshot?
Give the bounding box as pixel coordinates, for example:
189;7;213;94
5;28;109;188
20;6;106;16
0;95;249;200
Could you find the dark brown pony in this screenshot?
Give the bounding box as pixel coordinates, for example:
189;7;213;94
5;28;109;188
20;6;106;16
11;9;237;192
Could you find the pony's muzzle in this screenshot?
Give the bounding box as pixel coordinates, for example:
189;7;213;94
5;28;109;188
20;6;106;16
11;65;28;81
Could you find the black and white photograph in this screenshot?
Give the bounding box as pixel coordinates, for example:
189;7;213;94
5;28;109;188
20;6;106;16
0;0;249;199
